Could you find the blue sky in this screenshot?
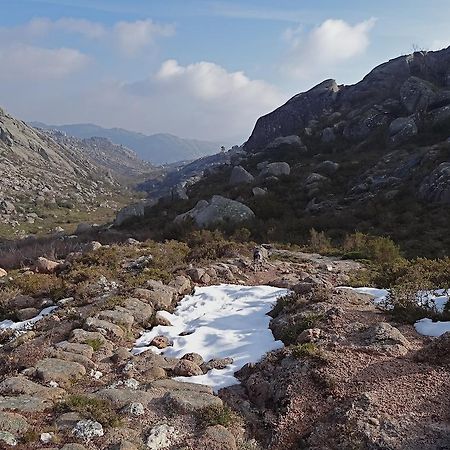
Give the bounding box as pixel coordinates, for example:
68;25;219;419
0;0;449;143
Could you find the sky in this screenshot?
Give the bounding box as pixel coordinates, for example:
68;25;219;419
0;0;449;144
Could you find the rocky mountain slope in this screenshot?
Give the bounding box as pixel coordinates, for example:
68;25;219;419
0;108;136;236
31;122;225;165
143;47;450;257
39;129;162;182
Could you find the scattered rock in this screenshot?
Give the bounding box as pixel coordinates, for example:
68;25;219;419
181;352;204;366
146;424;179;450
71;419;104;442
229;165;254;185
35;358;86;387
35;257;60;274
151;336;171;349
173;359;203;377
164;390;223;413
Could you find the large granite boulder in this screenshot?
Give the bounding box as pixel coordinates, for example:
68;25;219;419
229;166;254;185
174;195;255;228
114;203;145;227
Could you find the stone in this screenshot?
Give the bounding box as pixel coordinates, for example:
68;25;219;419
174;195;255;228
173;359;203;377
168;275;192;295
316;160;339;175
201;357;234;373
0;376;65;400
7;294;39;310
119;298;154;326
55;412;83;430
365;323;410;355
252;187;267;196
154;311;172;326
146;424;179;450
134;283;175;311
48;349;96;370
61;444;88;450
181;352;204;366
0;411;30;435
96;309;134;331
388;116;418;145
94;389;155;409
400;76;437;113
321;127;336;143
0;395;52;413
419;162;450;204
115;203;145;227
84;241;102;252
260;162;290;178
55;341;94;359
415;331;450;366
35;358;86;387
186;268;205;283
84;317;125;339
151;336;171;349
0;268;7;278
0;431;17;447
71;420;104;442
164;390;223;413
122;402;144;416
199;425;237;450
113;441;139;450
266;135;305;150
75;223;92;234
297;328;322;343
35;257;60;274
229;166;254;185
40;432;54;443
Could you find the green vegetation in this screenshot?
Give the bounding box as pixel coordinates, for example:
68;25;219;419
292;343;324;360
85;338;103;352
58;395;121;427
198;404;237;428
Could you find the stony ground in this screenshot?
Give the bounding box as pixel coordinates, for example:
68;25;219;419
0;241;448;449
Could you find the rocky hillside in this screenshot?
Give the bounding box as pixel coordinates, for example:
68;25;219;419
39;129;162;182
0;107;135;236
32;122;225;165
141;47;450;257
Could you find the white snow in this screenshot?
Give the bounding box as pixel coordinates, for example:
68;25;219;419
414;318;450;337
133;284;289;391
339;286;450;337
0;306;57;331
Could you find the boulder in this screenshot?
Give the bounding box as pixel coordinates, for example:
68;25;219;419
151;336;171;349
229;166;254;185
266;135;305;150
197;425;237;450
400;76;437;113
321;127;336;143
415;331;450;366
164;390;223;413
316;160;339;175
260;162;291;178
95;309;134;331
35;358;86;387
75;223;92;234
181;352;204;366
0;411;30;435
0;268;7;278
174;196;255;228
114;203;145;227
71;420;103;442
0;376;65;400
388;116;418;145
36;257;60;274
134;282;176;311
0;395;51;413
84;317;124;339
252;187;267;196
168;275;192;296
146;424;179;450
173;359;203;377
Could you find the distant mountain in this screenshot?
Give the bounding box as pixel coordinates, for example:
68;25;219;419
30;122;225;165
39;130;161;182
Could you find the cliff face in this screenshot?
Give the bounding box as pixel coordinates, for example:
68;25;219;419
245;47;450;151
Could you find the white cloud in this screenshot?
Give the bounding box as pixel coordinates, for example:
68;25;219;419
0;44;90;80
59;59;285;142
114;19;175;56
54;18;107;39
283;18;376;78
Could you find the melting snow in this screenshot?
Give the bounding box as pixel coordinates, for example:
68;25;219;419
339;286;450;337
0;306;58;331
133;284;289;391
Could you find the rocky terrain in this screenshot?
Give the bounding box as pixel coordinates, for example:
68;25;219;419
0;107;148;237
0;237;448;449
134;47;450;257
37;130;161;183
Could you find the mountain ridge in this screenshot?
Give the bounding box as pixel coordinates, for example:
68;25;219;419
31;122;227;165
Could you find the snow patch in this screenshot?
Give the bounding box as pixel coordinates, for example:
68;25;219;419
339;286;450;337
133;284;288;391
0;306;58;331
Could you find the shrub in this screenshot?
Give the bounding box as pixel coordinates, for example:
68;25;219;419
198;404;237;428
308;228;333;254
11;273;66;299
58;395;121;427
186;230;243;262
85;338;103;352
292;343;324;360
